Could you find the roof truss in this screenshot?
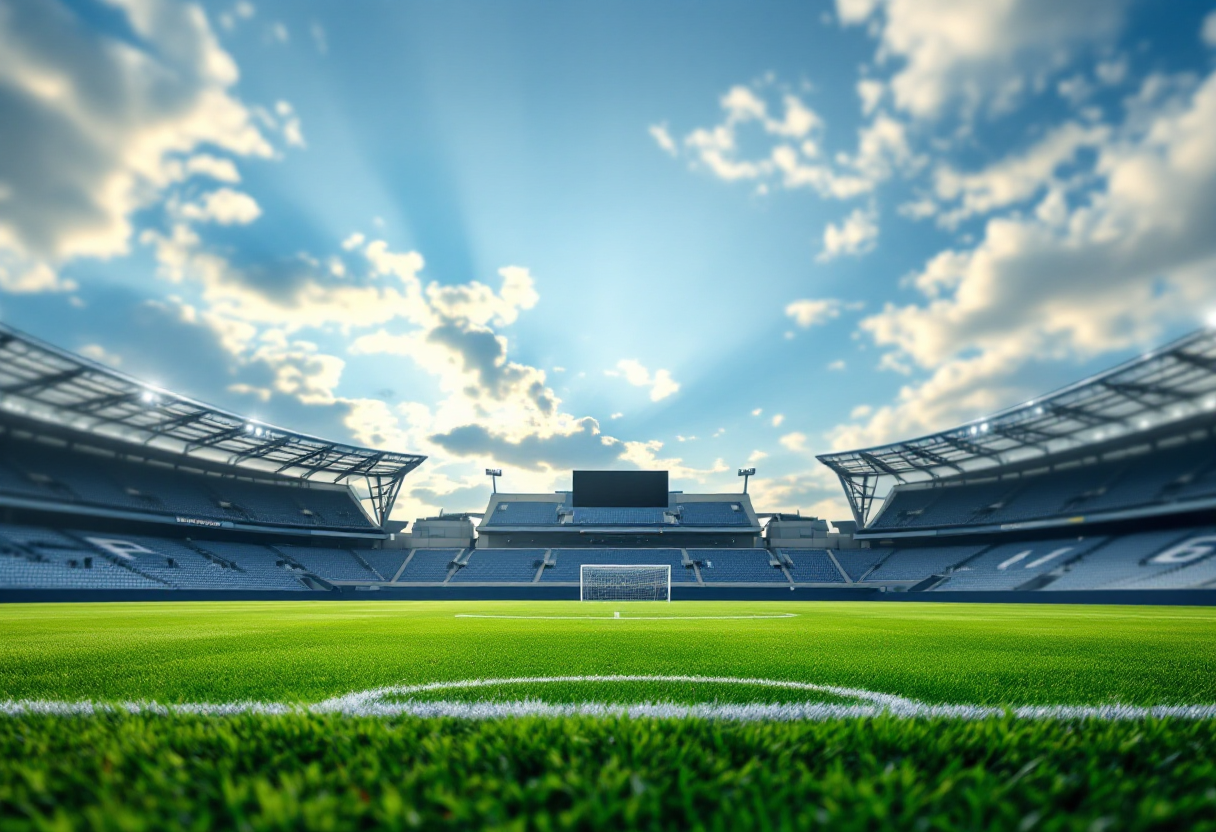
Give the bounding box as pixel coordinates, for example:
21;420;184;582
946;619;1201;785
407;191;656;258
817;327;1216;525
0;323;426;526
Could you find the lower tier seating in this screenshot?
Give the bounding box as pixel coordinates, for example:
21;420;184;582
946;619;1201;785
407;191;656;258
1;521;1213;591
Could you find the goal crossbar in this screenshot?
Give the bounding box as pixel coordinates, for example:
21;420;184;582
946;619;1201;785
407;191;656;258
580;564;671;602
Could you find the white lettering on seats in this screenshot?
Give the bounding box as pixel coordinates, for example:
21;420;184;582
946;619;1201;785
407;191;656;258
997;547;1071;571
997;550;1031;570
84;538;153;561
1150;536;1216;565
1024;547;1072;569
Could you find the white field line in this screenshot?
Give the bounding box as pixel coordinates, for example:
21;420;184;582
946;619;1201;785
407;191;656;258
453;613;800;620
3;675;1215;721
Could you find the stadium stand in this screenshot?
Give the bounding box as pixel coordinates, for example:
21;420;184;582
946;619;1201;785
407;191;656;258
863;546;987;582
544;549;694;583
934;537;1105;591
832;549;889;582
2;322;1215;597
781;550;846;583
0;438;377;530
676;502;751;526
480;502;562;527
449;549;547;583
871;442;1216;532
360;550;411;582
396;550;463;583
1044;529;1216;591
694;549;787;583
278;547;379;582
572;507;668;525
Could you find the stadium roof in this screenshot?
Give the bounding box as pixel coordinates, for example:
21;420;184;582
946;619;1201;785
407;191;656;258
818;326;1216;526
0;323;425;525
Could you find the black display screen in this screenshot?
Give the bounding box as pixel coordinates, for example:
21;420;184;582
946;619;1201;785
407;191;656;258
572;470;669;508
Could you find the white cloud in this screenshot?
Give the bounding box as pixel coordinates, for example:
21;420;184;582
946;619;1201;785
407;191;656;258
610;412;623;419
838;0;1130;120
649;123;677;156
178;188;262;225
818;204;879;261
751;407;763;416
785;297;864;328
857;78;885;115
771;414;784;427
1204;10;1216;48
827;359;847;371
0;263;76;294
311;22;328;55
268;22;289;43
342;232;366;251
610;359;681;401
930;122;1109;226
666;81;914;200
0;0;273;263
219;1;255;31
274;101;306;148
779;432;808;451
183;155;242;183
748;449;769;463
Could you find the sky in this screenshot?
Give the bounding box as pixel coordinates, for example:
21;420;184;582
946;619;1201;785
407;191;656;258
1;0;1216;524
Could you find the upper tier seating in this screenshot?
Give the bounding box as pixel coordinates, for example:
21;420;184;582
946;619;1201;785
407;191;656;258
480;500;753;527
542;549;694;582
572;507;668;525
693;549;787;583
449;549;547;583
676;502;751;526
870;441;1216;532
934;537;1105;591
481;502;562;527
0;440;374;530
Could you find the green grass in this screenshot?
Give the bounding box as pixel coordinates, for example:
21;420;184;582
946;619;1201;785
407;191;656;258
1;600;1215;830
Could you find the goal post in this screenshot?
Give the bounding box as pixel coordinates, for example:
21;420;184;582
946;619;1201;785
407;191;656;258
580;564;671;602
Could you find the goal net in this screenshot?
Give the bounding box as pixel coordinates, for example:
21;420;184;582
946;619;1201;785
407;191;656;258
580;564;671;602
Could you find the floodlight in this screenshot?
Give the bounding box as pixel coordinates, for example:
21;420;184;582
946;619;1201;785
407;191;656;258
737;467;756;494
486;468;502;493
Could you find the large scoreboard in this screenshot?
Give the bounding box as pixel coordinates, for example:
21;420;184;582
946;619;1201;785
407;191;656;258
571;470;669;508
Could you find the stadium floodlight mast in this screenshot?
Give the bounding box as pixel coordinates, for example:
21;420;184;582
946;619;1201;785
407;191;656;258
738;468;756;494
486;468;503;493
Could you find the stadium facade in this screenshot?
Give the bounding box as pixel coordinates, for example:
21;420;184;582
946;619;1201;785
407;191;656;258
1;322;1214;600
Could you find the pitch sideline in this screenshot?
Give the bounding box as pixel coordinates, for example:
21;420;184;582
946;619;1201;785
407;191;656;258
453;613;800;620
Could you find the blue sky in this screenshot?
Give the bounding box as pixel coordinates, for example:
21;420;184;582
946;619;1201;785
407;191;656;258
2;0;1216;522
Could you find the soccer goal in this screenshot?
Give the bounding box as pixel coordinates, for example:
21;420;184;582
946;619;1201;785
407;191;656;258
580;564;671;602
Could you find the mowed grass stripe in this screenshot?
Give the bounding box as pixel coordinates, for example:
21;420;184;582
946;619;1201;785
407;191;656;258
0;601;1213;706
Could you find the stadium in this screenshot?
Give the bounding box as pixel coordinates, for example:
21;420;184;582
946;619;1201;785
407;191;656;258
2;322;1214;601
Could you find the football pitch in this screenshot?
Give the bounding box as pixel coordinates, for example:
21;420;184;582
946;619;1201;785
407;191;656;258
1;600;1215;830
